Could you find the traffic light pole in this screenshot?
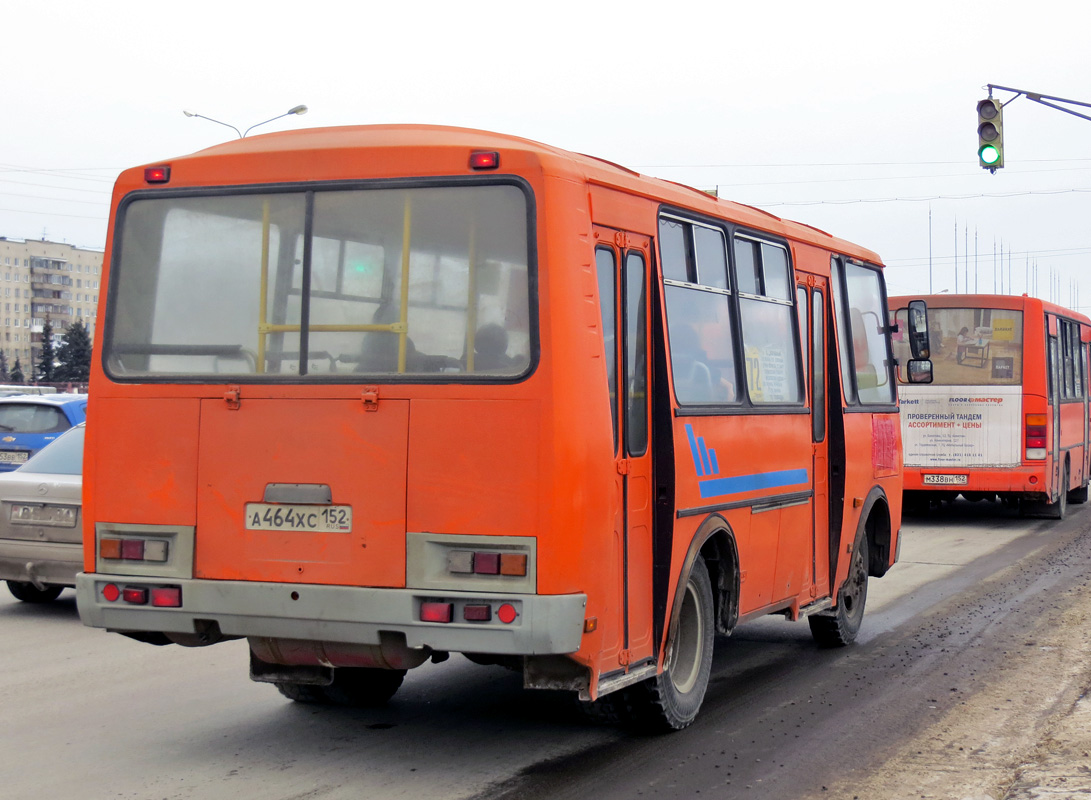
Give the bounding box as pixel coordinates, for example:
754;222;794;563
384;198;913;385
988;84;1091;123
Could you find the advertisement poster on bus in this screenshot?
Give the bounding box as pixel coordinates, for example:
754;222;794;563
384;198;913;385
900;384;1022;467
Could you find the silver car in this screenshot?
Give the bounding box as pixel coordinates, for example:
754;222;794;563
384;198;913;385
0;422;84;603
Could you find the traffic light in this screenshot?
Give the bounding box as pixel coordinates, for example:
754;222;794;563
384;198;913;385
977;98;1004;170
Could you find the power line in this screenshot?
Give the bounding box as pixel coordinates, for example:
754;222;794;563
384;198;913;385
0;191;110;207
0;163;118;183
0;206;106;220
634;157;1091;169
687;164;1091;189
0;178;110;196
886;245;1091;267
757;187;1091;207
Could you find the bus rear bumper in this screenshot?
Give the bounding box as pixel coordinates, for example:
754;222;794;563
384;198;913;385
75;573;587;657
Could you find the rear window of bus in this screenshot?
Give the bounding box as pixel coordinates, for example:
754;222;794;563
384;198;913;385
106;183;533;382
892;306;1023;386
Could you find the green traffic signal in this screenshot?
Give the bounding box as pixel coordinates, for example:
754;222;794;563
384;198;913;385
977;98;1004;170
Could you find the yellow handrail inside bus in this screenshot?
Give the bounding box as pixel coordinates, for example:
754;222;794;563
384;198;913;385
397;196;411;373
254;195;416;374
465;221;478;372
257;199;270;374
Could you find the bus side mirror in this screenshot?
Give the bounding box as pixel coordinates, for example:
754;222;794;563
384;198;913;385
906;359;933;384
906;299;930;359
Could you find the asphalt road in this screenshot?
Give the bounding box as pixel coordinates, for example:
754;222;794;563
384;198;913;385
2;500;1089;800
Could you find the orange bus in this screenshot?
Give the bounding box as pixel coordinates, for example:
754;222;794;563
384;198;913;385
890;293;1090;518
77;125;913;730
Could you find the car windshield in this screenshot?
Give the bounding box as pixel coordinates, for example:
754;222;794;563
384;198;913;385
20;425;85;475
0;403;70;433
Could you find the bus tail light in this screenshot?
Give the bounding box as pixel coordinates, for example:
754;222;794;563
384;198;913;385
446;550;528;577
99;583;181;607
151;587;182;607
1025;414;1047;460
420;602;453;623
463;604;492;622
100;537;169;563
122;587;148;605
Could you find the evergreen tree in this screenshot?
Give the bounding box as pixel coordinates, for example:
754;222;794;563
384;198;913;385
55;319;92;382
0;351;8;383
36;318;56;383
10;357;24;384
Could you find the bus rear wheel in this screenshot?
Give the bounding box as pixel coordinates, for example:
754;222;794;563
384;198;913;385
625;555;714;732
1048;464;1070;520
809;534;868;647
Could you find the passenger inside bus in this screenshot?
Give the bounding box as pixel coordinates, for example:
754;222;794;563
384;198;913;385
470;323;518;371
671;325;726;403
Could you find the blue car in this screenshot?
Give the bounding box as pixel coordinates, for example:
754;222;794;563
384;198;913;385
0;394;88;472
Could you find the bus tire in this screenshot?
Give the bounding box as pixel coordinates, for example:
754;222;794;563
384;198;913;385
1048;464;1069;520
322;667;406;707
809;533;869;648
6;581;64;603
625;555;714;732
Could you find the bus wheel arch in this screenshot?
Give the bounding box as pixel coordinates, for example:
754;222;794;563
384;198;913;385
674;515;740;637
856;486;893;579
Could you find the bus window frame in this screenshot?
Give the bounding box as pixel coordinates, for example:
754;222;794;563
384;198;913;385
830;255;898;412
102;175;541;386
657;208;807;417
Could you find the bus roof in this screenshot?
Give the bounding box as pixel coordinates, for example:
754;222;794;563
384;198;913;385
889;293;1091;325
115;124;884;266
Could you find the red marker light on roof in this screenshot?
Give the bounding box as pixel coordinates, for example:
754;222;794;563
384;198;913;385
144;166;171;184
469;151;499;170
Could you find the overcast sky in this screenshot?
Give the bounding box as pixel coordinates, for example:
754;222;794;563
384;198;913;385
4;0;1090;310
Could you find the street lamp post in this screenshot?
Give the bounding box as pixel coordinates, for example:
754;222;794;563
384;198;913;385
182;105;308;138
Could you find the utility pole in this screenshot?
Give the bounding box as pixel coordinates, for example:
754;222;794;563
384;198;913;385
928;206;933;293
993;239;997;293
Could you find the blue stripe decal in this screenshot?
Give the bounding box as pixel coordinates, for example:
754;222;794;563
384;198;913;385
698;439;711;475
686;424;704;477
698;468;810;500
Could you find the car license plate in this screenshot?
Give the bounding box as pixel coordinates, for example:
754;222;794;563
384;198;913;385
244;503;352;532
922;474;968;486
0;451;28;464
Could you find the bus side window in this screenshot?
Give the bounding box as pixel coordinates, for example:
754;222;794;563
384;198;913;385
594;247;618;452
735;236;801;405
662;215;738;406
842;261;896;405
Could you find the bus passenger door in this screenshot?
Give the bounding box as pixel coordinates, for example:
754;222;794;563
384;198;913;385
595;228;655;671
801;281;830;598
1047;323;1061;497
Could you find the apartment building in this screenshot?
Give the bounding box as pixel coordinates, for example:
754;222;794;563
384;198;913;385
0;237;102;371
